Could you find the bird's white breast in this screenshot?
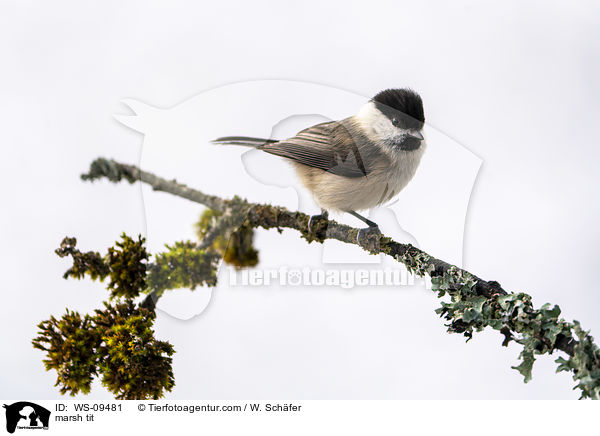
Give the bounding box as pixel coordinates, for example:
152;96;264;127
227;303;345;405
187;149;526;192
296;141;426;212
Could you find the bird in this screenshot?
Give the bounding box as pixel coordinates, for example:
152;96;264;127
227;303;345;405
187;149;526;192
211;88;426;245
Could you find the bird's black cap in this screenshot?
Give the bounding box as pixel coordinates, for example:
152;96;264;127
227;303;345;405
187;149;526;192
372;88;425;129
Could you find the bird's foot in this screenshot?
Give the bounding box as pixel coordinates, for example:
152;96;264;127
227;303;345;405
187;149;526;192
308;210;329;242
357;225;381;253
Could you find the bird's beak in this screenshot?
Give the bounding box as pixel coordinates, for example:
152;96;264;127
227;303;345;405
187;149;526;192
408;130;424;140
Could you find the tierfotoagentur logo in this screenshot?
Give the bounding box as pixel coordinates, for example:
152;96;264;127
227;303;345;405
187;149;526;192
228;265;427;289
3;402;50;434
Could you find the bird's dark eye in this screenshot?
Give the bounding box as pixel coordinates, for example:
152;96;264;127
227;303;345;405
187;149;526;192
392;118;400;127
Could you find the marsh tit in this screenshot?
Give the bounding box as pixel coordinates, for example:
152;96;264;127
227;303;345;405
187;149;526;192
212;88;426;239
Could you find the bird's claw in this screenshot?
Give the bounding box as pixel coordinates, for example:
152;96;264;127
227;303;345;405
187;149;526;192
357;226;381;253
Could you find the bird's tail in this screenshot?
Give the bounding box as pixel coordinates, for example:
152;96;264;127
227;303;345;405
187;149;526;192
210;136;277;148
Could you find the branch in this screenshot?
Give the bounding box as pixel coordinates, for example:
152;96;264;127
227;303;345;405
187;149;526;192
82;160;498;292
82;157;600;398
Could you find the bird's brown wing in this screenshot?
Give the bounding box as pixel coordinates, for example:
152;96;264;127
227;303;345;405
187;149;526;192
259;120;371;178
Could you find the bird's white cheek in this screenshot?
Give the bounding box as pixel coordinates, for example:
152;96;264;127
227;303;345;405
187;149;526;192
355;102;398;142
376;121;400;142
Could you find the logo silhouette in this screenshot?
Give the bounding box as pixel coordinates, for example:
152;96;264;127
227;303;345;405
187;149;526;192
114;80;481;319
3;402;50;433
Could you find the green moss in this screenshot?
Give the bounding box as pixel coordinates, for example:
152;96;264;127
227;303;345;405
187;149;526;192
106;234;148;299
195;209;258;268
147;241;220;293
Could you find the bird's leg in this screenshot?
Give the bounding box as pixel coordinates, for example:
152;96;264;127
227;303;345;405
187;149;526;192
308;209;329;241
348;210;381;253
348;210;378;228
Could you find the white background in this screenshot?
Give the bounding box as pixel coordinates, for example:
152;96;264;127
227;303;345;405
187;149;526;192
1;0;599;400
